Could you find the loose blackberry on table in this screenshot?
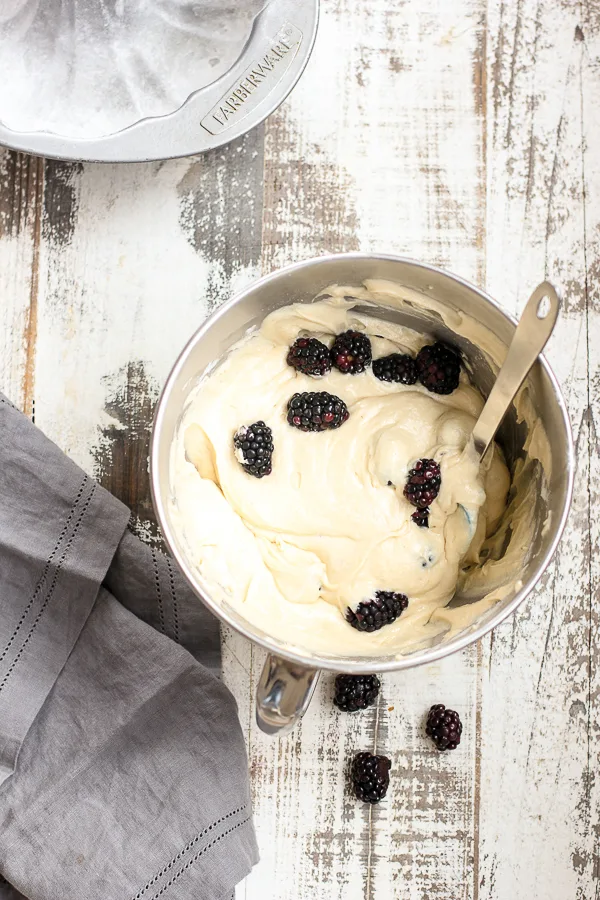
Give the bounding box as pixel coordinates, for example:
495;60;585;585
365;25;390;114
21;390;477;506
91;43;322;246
416;341;461;394
404;458;441;509
333;674;380;712
426;704;463;751
330;330;372;374
372;353;418;385
233;421;273;478
287;391;349;432
351;752;392;803
346;591;408;633
287;336;332;377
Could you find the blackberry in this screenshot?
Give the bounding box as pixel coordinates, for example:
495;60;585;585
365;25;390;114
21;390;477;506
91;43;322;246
416;341;461;394
330;330;372;374
346;591;408;633
426;704;463;751
404;459;441;509
287;336;332;377
351;752;391;803
334;674;380;713
373;353;418;385
411;508;430;528
233;421;273;478
287;391;349;432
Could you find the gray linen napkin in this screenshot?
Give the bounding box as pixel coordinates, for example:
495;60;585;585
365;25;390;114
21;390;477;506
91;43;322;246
0;394;258;900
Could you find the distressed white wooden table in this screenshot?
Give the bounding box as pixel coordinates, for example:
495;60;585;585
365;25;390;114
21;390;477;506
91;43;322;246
0;1;597;897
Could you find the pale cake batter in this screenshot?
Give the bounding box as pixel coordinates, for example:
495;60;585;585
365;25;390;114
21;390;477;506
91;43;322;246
170;293;511;656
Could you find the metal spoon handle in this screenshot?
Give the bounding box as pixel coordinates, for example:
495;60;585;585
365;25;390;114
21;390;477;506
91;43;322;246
472;281;561;458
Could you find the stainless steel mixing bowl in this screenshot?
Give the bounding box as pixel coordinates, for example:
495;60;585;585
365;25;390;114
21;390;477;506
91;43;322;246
150;254;574;735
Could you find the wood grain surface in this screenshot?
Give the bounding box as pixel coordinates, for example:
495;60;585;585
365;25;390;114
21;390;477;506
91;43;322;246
0;1;597;898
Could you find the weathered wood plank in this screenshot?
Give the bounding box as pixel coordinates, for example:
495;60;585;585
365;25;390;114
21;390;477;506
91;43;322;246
580;10;600;897
246;1;488;898
480;2;599;898
0;151;43;414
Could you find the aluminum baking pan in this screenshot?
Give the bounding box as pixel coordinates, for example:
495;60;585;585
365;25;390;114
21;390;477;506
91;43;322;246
0;0;318;162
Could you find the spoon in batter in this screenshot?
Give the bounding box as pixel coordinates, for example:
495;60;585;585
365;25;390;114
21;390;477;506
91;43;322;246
471;281;560;459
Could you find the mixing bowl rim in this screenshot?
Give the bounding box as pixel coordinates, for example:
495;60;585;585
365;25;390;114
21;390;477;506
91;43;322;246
150;252;575;673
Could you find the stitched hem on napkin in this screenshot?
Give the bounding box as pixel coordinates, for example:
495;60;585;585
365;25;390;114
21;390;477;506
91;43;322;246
130;802;258;900
0;396;130;785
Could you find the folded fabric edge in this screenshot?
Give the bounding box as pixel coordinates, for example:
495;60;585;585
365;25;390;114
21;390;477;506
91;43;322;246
0;396;131;786
0;874;24;900
104;529;221;674
0;481;130;786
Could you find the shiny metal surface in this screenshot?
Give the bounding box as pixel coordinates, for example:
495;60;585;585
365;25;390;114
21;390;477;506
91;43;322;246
0;0;318;162
150;253;574;735
255;656;320;735
472;281;561;458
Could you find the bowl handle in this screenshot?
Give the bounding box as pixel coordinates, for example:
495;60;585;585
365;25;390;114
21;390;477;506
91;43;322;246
255;654;320;736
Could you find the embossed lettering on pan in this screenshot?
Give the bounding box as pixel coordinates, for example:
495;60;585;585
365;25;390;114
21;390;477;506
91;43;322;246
201;24;304;135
